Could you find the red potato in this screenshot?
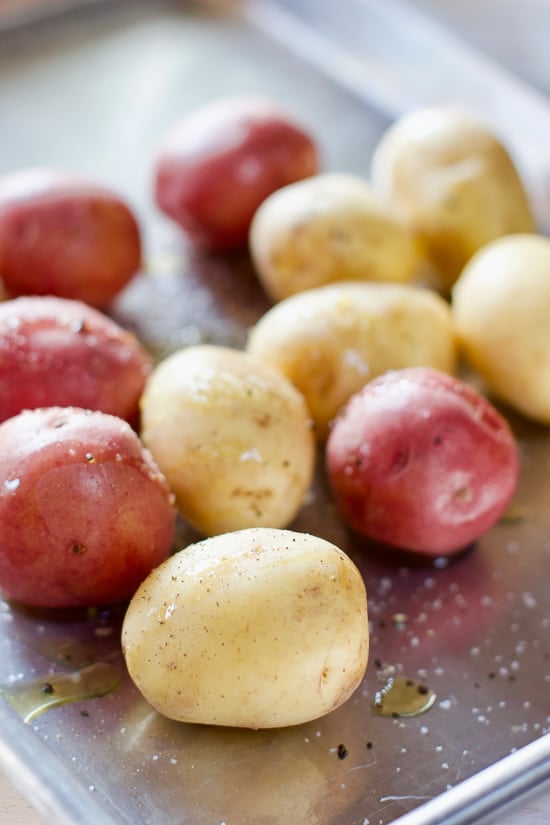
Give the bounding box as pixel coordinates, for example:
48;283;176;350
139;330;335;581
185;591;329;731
0;407;176;608
0;295;152;425
326;367;519;556
153;96;320;251
0;168;141;307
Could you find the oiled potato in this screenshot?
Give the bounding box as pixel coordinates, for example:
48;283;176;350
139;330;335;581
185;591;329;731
0;167;141;307
247;281;456;439
249;172;421;302
121;527;369;728
154;95;320;252
327;368;519;556
0;407;176;608
0;295;152;426
371;107;535;293
452;233;550;424
140;345;314;535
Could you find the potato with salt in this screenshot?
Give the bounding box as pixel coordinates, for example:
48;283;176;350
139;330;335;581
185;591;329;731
140;345;314;535
121;527;369;728
249;172;421;302
247;281;456;440
371;107;535;293
452;233;550;424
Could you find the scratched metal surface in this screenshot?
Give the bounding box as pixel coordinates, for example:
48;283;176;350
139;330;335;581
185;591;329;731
0;2;548;824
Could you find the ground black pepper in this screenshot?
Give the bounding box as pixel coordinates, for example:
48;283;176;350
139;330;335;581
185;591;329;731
337;744;348;760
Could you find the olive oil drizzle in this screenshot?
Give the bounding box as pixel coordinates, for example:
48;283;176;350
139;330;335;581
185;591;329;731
372;676;436;718
0;662;121;723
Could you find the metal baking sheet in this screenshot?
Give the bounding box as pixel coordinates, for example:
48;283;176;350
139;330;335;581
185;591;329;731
0;2;548;824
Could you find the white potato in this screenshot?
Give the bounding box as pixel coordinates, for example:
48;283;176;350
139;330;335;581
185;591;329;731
249;172;421;302
371;107;535;293
452;233;550;424
140;345;314;535
121;527;369;728
247;281;457;439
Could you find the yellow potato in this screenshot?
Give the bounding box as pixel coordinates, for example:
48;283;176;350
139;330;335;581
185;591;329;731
140;345;314;535
249;172;421;302
371;107;535;293
121;527;369;728
452;233;550;424
247;281;457;439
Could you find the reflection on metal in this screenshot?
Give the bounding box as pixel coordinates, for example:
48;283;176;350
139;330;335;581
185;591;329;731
391;733;550;825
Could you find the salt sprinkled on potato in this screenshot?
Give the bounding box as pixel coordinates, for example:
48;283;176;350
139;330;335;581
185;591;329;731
249;172;421;302
247;281;456;440
0;295;152;426
122;527;369;728
0;407;176;608
327;367;519;556
140;344;315;535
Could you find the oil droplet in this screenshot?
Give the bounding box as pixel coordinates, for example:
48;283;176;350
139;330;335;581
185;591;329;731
0;662;121;723
372;677;436;718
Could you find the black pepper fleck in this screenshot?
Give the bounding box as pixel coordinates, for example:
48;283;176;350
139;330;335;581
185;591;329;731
337;744;348;760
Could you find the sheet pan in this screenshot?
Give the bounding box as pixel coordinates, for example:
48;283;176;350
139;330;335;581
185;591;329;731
0;2;548;823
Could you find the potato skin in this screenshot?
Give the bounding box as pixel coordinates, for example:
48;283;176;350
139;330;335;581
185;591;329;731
0;168;141;307
452;233;550;424
121;528;369;728
247;281;456;439
154;96;319;252
326;368;519;556
0;295;152;425
249;172;421;302
0;407;176;608
371;107;535;292
140;345;315;535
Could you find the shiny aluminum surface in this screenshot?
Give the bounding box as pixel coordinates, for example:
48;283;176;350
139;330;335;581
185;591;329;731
0;2;548;823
